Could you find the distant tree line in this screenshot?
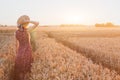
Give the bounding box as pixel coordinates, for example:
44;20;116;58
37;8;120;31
95;22;115;27
0;24;7;27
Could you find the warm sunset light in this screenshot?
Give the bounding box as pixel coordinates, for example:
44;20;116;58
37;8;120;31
0;0;120;25
64;15;84;24
1;0;120;80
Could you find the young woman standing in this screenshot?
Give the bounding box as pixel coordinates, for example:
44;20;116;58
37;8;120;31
14;15;39;80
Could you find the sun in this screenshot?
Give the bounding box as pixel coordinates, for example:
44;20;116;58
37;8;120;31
64;15;84;24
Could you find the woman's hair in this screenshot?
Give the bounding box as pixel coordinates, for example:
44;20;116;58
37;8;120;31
17;24;24;31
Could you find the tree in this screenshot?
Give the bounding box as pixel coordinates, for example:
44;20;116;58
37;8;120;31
95;22;115;27
105;22;114;27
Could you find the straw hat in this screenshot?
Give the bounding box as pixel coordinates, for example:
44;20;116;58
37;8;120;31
17;15;30;25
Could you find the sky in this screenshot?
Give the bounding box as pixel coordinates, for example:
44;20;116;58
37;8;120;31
0;0;120;25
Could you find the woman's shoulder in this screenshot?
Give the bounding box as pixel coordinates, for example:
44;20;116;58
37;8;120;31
15;30;19;33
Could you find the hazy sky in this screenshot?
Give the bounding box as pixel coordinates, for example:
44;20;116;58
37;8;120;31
0;0;120;25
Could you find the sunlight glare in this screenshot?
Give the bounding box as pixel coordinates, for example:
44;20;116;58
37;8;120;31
64;15;84;24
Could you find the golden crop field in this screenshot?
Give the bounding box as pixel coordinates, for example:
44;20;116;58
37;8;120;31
0;26;120;80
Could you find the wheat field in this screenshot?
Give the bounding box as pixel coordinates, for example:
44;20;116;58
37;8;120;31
0;26;120;80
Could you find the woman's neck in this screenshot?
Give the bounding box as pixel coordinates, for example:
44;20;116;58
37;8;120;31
18;27;27;31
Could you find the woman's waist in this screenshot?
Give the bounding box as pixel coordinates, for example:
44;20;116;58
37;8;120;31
19;43;31;47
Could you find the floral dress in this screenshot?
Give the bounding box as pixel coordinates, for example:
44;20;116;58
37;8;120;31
14;28;33;80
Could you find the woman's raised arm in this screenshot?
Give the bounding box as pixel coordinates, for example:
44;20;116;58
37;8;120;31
28;21;39;32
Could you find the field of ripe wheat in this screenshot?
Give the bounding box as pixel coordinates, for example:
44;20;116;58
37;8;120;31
0;27;120;80
46;27;120;74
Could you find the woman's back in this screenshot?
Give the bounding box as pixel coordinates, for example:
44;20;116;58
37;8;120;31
16;29;30;46
14;29;33;80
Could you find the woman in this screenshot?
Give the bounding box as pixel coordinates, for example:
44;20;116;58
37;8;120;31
14;15;39;80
